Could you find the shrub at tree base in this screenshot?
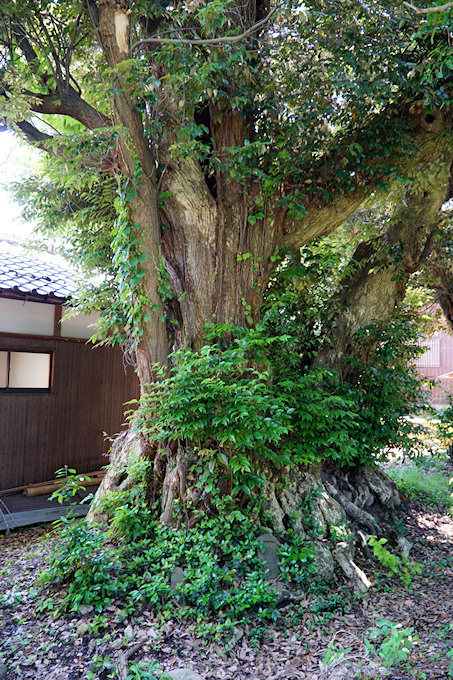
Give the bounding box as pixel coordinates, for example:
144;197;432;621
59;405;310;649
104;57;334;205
41;311;428;624
40;490;305;632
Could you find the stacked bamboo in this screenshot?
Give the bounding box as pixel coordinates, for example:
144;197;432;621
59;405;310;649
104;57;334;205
0;470;106;497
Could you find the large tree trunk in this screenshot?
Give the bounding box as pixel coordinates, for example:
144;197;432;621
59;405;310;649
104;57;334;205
88;7;452;582
89;108;453;529
159;106;286;350
317;111;453;374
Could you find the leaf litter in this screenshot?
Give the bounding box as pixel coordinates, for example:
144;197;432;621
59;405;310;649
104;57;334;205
0;499;452;680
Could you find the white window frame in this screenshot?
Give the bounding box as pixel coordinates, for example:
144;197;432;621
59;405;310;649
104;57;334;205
0;349;53;392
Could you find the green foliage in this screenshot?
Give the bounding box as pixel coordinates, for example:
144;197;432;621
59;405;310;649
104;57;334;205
126;661;170;680
447;648;453;678
311;592;348;618
368;536;422;585
262;255;430;467
39;459;325;631
433;397;453;458
322;618;418;671
48;466;93;506
388;464;453;511
86;654;115;680
329;523;354;544
38;518;122;611
277;531;317;586
133;334;292;496
321;641;353;667
129;282;429;489
297;488;324;537
365;618;418;666
39;474;280;628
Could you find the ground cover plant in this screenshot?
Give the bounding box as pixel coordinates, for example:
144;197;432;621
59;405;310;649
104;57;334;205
1;483;453;679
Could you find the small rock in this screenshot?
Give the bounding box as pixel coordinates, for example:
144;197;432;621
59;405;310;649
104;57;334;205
257;532;281;580
124;624;134;639
167;669;205;680
0;662;7;680
398;536;412;558
228;626;244;646
76;621;89;637
275;587;292;607
273;581;304;607
79;604;94;616
322;661;387;679
171;566;186;590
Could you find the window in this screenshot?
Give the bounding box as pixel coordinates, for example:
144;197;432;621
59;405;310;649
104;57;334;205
0;350;52;391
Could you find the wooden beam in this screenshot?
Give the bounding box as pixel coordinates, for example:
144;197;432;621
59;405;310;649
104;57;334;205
0;470;106;496
53;304;62;337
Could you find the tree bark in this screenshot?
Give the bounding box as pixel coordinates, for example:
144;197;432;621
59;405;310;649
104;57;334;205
316;110;453;374
97;0;168;382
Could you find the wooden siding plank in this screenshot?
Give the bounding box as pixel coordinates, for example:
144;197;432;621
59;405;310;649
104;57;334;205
0;336;139;489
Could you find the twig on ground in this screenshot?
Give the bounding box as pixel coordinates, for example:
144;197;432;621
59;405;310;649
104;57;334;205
116;641;145;680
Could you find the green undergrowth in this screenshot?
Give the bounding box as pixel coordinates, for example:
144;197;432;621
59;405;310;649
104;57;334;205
35;308;434;635
37;466;319;635
388;458;453;513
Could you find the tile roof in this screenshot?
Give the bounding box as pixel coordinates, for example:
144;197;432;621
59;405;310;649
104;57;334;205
0;241;77;302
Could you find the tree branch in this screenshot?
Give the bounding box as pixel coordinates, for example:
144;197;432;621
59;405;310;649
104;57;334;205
282;108;452;250
0;118;54;150
26;88;111;130
403;1;453;14
132;4;281;50
0;117;110;169
281;185;369;250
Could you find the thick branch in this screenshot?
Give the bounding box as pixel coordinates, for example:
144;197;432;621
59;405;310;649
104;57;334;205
282;185;368;250
0;119;53;151
132;4;280;50
317;127;453;374
27;88;111;130
282;109;453;250
403;1;453;14
0;118;108;170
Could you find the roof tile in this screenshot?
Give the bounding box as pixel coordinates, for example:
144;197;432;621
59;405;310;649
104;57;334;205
0;241;77;301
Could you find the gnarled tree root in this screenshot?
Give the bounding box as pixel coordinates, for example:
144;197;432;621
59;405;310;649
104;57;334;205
262;463;402;593
88;435;403;594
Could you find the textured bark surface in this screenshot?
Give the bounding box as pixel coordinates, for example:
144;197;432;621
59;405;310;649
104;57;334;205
430;259;453;333
89;431;404;594
97;0;169;382
259;462;401;592
317;110;453;373
87;428;150;523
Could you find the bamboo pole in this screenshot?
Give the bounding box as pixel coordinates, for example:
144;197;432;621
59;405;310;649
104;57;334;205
24;476;104;497
0;470;106;497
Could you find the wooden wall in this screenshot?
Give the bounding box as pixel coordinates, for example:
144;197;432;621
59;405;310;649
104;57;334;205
415;331;453;406
0;334;139;490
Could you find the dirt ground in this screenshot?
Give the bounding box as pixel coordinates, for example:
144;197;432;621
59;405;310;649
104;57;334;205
0;500;452;680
